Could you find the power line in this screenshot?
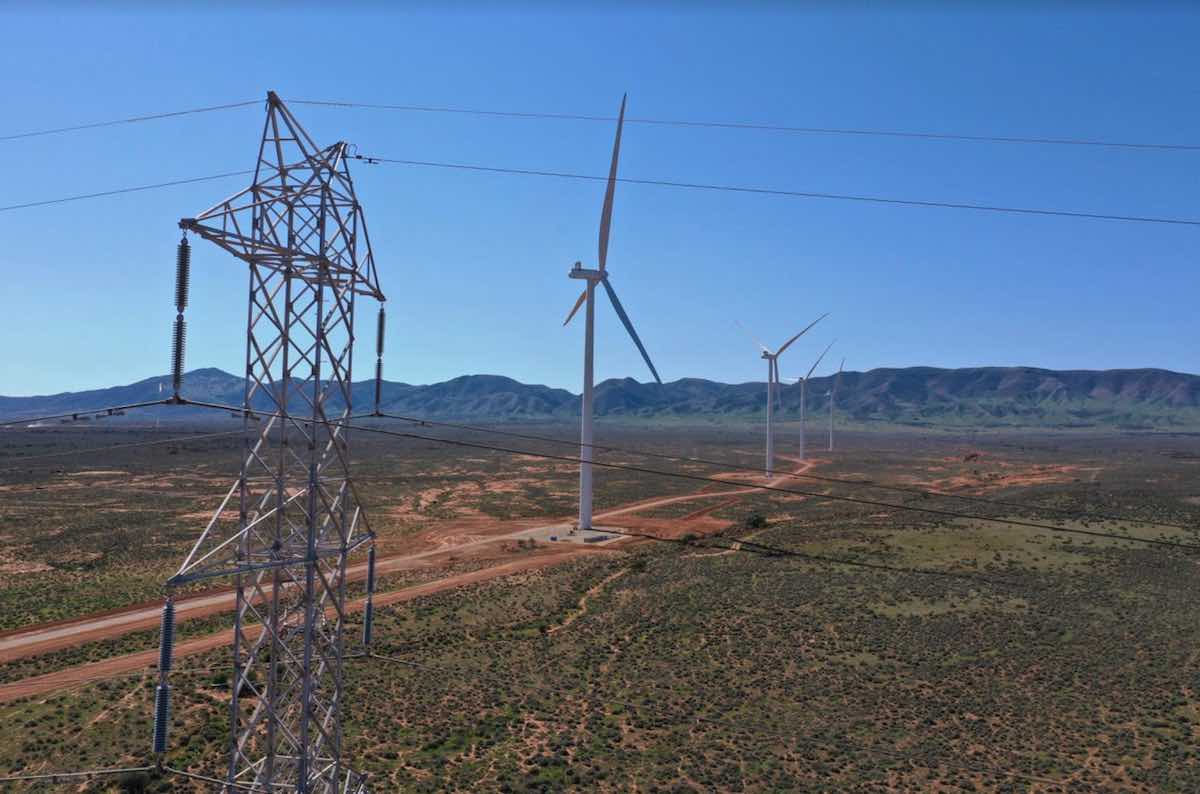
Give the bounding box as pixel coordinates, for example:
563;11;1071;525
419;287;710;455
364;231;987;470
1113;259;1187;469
0;399;383;541
0;170;252;213
170;400;1199;552
5;393;1183;537
2;155;1197;228
0;100;259;142
341;420;1200;552
164;767;273;792
376;411;1194;533
598;527;1020;589
294;98;1200;152
173;400;383;538
9;396;1187;552
0;396;275;429
0;663;231;692
6;390;1189;536
0;765;156;783
355;156;1200;227
3;95;1190;153
0;486;1022;708
0;428;244;469
0;399;173;428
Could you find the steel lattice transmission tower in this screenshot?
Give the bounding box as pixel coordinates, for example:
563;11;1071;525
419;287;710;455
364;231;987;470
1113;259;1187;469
169;91;384;793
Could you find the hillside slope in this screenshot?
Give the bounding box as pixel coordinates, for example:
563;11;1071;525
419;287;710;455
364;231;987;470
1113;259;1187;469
3;366;1198;429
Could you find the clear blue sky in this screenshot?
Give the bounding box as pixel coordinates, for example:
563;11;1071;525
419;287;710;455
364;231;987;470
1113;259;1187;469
1;4;1197;396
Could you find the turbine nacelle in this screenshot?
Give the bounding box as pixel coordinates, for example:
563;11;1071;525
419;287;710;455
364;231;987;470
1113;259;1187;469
569;265;604;281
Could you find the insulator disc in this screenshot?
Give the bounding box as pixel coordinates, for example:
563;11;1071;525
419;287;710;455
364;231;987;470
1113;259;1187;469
175;239;191;312
362;601;374;647
159;600;176;673
171;317;187;391
376;308;386;357
152;684;171;754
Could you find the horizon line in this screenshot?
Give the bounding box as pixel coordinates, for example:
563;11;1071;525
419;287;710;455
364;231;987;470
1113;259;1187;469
2;363;1198;401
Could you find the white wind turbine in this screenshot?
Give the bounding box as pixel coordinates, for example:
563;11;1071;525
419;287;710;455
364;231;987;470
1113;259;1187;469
740;314;827;478
828;357;844;451
563;94;662;531
797;339;835;462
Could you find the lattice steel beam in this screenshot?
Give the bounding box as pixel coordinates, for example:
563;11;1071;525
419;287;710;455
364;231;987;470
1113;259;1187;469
169;91;383;794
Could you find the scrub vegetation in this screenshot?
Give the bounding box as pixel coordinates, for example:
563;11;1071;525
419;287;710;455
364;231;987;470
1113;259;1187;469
1;425;1198;791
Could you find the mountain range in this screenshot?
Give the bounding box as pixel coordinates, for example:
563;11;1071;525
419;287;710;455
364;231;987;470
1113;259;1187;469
3;366;1199;430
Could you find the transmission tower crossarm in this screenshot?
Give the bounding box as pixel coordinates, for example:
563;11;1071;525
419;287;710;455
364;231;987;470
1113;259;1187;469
0;398;173;428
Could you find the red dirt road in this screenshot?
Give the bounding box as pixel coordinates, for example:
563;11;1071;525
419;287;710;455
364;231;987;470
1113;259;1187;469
0;522;548;664
0;456;818;703
0;548;593;704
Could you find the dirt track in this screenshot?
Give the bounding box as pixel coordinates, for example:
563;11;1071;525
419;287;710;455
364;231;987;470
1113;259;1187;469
588;455;813;521
0;549;594;704
0;523;553;664
0;456;817;703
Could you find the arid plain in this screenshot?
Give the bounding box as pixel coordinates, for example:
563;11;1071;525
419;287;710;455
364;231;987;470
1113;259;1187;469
1;422;1198;791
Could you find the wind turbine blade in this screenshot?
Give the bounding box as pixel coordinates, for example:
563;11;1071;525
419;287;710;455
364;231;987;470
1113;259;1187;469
601;275;662;384
734;319;770;353
774;360;784;413
562;289;588;326
838;357;845;375
597;94;627;273
772;359;782;412
775;312;829;357
806;339;836;380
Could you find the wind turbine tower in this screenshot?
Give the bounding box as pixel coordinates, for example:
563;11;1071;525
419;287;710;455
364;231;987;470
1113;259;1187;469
798;340;835;462
563;95;662;530
166;92;383;794
828;357;844;451
740;314;826;478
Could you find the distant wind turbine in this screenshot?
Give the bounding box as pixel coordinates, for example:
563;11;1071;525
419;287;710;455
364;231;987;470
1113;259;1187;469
797;339;835;462
828;357;844;451
740;314;827;478
563;94;662;530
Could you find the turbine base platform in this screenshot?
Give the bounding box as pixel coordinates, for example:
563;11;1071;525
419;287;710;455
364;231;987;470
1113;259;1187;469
515;523;624;546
